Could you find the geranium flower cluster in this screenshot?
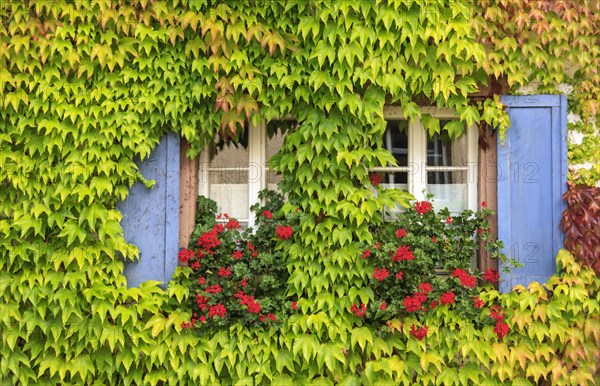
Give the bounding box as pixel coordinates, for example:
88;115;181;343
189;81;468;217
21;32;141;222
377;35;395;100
369;173;381;187
410;324;428;340
414;201;433;215
180;193;296;331
275;225;293;240
360;198;511;340
235;291;262;314
490;305;510;339
351;303;367;318
372;267;389;281
182;219;290;328
197;228;222;251
392;245;414;261
483;268;500;283
451;268;477;288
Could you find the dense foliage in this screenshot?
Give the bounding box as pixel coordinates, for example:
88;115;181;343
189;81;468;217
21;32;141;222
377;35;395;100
1;0;599;384
474;0;599;185
561;182;600;274
179;192;516;335
361;197;507;326
179;192;295;330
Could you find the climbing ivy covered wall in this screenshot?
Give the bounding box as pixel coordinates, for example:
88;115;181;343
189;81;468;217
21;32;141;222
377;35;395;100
1;0;598;384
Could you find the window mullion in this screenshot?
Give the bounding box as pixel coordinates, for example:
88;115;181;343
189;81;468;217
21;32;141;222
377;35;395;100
248;121;266;228
198;151;209;197
466;123;479;211
409;118;427;201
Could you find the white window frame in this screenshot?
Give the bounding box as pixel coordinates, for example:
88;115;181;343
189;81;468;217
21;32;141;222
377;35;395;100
199;108;478;228
373;106;479;212
198;122;268;227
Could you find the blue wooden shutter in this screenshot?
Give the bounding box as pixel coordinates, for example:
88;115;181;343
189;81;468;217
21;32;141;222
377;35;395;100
498;95;567;292
117;133;180;288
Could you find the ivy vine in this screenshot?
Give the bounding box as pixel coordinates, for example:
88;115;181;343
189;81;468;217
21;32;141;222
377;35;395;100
1;1;598;384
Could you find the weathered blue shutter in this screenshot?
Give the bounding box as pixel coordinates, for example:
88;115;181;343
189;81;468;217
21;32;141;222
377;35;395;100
117;133;180;288
498;95;567;292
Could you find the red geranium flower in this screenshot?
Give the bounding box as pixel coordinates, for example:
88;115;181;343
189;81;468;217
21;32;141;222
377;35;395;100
410;324;428;340
414;291;428;303
451;268;467;278
195;294;208;311
236;292;262;314
218;267;232;277
205;284;222;294
267;313;276;321
362;249;371;259
460;274;477;288
209;303;227;318
473;296;485;308
395;271;404;280
380;302;387;311
396;228;408;238
291;301;298;310
431;236;437;242
415;201;432;215
226;218;240;230
490;305;506;321
198;229;221;251
393;245;414;261
247;241;258;256
440;291;455;305
446;216;453;224
190;261;200;270
261;210;273;219
403;296;422;312
213;223;225;233
429;300;439;309
369;173;380;186
483;268;500;283
178;248;194;263
240;278;248;287
374;242;381;249
373;267;389;281
494;320;509;339
482;201;487;208
418;283;433;294
351;304;367;318
232;250;243;260
276;225;293;240
197;277;205;286
451;267;477;288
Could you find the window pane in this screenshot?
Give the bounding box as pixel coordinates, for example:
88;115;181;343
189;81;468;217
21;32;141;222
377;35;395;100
384;120;408;167
208;185;249;220
208;170;249;220
210;141;249;168
381;172;408;188
426;127;467;168
426;121;468;212
207;140;250;220
427;171;467;213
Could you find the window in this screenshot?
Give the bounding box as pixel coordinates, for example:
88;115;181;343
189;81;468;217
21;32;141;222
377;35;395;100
198;122;287;228
198;107;478;227
373;106;479;213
